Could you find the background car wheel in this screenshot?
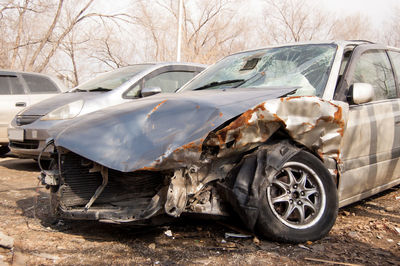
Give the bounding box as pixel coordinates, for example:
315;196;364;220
256;150;338;243
0;145;10;156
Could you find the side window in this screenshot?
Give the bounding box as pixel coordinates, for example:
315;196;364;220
144;71;196;93
125;83;142;98
22;74;59;93
351;50;396;100
388;51;400;97
0;75;25;95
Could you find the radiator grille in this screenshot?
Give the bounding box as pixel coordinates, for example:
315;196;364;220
59;152;164;207
9;139;39;149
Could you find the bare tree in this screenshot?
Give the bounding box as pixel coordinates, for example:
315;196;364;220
331;13;375;41
260;0;335;44
131;0;246;64
0;0;134;86
381;6;400;46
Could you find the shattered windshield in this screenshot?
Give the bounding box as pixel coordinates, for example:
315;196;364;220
72;64;151;92
180;44;337;97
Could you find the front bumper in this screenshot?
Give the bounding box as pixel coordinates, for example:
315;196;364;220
8;127;52;159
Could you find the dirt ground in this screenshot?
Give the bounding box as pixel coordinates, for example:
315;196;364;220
0;155;399;265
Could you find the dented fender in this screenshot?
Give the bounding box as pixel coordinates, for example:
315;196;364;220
205;96;348;169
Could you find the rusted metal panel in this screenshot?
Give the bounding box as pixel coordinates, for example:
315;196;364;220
205;96;349;165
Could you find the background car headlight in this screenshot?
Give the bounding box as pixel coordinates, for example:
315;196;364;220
41;100;84;120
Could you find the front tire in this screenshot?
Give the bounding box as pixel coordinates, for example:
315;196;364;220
0;145;10;156
256;150;338;243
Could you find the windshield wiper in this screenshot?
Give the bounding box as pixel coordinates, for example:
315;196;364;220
72;87;111;92
89;87;111;92
72;88;88;92
194;79;245;91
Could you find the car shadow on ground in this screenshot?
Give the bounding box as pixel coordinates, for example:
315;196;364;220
0;156;39;172
341;185;400;224
14;189;400;264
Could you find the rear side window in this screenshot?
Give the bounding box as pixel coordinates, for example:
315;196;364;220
0;75;25;95
22;74;59;93
388;51;400;97
144;71;196;93
351;50;396;100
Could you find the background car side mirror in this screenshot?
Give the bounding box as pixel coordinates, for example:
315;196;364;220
350;83;374;104
141;87;162;97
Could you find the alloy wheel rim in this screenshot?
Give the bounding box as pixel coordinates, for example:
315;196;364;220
266;161;326;229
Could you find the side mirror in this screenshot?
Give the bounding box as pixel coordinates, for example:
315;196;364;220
351;83;374;104
141;87;162;97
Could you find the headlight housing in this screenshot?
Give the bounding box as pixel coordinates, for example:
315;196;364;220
41;100;84;121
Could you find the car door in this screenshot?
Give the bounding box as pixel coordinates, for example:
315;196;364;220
123;65;202;98
0;73;30;144
336;45;400;206
21;73;60;105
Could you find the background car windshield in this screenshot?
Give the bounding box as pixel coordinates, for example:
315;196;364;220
180;44;337;97
74;65;151;92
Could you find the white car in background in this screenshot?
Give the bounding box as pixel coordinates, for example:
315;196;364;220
0;70;64;155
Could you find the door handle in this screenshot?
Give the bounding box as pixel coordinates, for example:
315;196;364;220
395;116;400;126
15;102;26;107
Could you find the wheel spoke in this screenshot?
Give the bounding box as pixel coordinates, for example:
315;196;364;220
302;198;317;213
297;205;306;223
298;171;308;190
271;193;291;204
285;169;297;186
273;179;290;190
282;203;296;220
304;187;318;197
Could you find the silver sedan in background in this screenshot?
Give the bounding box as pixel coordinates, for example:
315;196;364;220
8;62;205;161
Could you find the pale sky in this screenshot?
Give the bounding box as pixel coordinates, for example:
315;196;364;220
246;0;399;28
319;0;399;26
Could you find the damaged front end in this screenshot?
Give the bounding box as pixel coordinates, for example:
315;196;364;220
40;146;230;224
40;94;348;229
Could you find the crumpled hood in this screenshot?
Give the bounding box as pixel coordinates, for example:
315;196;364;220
50;88;295;172
20;91;103;116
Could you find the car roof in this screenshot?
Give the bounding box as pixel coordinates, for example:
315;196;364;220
224;40;386;58
0;69;53;77
141;62;207;69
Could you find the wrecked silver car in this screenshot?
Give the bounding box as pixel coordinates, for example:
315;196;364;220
40;41;400;243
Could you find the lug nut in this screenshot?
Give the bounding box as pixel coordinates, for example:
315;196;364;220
298;201;302;205
289;199;293;204
293;185;298;189
301;191;305;196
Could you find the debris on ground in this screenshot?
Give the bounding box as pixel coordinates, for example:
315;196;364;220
0;158;399;265
0;231;14;249
224;232;252;239
164;230;173;237
298;244;311;251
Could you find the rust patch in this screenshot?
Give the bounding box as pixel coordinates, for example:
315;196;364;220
147;100;167;118
174;141;202;153
334;106;345;136
196;105;200;109
253;103;266;111
281;95;303;101
272;113;281;122
215;109;254;145
219;112;223;117
138;166;158;171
